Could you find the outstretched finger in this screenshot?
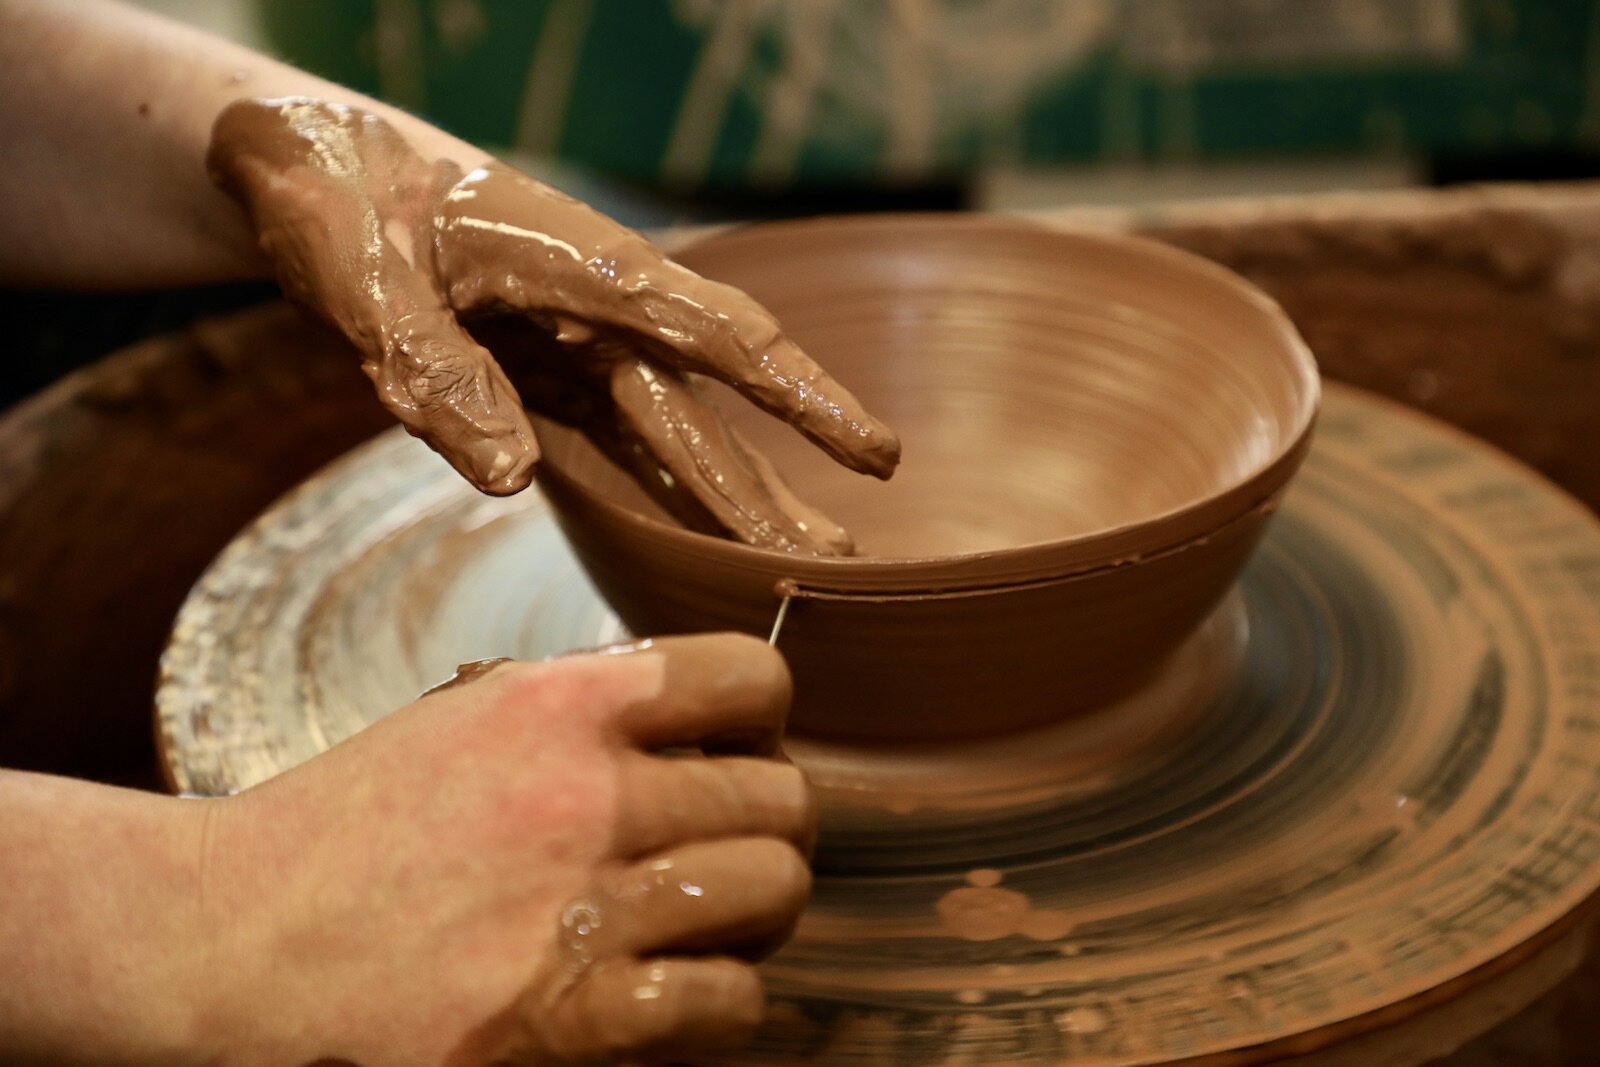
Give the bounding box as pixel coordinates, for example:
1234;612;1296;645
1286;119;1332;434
560;837;812;966
434;163;901;479
605;357;854;555
510;956;765;1065
613;838;813;959
615;753;815;857
609;633;792;756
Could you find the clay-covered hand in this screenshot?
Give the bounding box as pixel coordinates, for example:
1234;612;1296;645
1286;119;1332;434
207;98;899;555
191;634;814;1065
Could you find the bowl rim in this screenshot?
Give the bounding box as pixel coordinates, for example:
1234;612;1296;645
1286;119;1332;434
534;213;1322;592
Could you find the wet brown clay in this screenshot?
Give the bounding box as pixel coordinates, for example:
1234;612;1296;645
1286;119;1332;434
530;216;1320;741
208;100;898;553
421;657;513;695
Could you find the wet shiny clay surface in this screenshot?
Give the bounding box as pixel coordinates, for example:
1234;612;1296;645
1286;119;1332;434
207;99;897;554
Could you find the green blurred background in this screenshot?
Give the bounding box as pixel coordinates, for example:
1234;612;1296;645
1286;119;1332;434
254;0;1600;194
11;0;1600;409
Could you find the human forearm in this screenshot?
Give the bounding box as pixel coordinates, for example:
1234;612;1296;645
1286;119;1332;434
0;639;817;1065
0;770;212;1064
0;0;489;288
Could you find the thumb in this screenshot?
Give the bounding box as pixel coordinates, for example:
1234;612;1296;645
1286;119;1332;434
364;310;540;495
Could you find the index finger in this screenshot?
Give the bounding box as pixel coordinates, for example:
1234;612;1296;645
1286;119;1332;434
434;164;901;479
596;633;793;756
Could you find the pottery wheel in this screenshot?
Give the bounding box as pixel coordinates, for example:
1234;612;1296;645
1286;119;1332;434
158;384;1600;1064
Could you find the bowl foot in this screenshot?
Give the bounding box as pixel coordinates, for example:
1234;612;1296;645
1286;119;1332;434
786;590;1250;817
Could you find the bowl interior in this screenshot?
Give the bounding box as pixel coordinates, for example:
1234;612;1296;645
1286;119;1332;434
538;215;1317;563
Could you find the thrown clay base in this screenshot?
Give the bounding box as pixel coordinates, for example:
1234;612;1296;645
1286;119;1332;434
786;592;1246;817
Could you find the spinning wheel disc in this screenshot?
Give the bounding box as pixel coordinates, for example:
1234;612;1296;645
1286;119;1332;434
158;385;1600;1063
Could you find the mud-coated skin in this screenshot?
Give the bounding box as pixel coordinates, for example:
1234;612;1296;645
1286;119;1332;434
434;164;899;481
192;634;816;1066
206;99;899;554
205;99;527;492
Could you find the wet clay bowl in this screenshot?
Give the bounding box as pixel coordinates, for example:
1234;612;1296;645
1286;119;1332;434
531;215;1320;742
